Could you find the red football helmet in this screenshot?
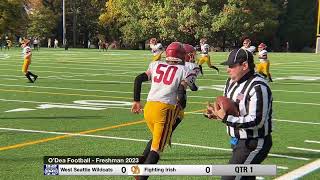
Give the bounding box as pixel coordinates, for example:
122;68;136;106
258;43;267;49
183;44;196;62
166;42;186;62
149;38;157;45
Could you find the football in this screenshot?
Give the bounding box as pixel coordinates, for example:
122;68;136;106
215;96;239;116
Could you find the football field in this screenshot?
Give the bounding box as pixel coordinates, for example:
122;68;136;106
0;48;319;179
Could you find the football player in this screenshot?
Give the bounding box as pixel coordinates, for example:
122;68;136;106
131;42;189;180
184;43;200;91
241;38;256;54
149;38;164;61
197;38;219;75
171;43;200;134
21;39;38;83
257;43;272;82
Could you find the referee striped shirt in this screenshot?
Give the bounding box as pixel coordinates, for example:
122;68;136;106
222;70;273;139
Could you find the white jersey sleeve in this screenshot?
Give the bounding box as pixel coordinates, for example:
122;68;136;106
185;62;201;77
150;43;164;55
147;61;188;105
201;44;210;56
22;46;32;59
258;50;268;61
184;62;200;90
242;46;256;54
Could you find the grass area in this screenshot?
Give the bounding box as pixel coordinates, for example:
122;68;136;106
0;48;319;179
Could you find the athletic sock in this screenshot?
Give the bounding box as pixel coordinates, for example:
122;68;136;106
172;118;182;131
137;151;160;180
28;71;36;77
199;65;203;75
139;139;152;163
144;150;159;164
269;76;273;82
211;66;219;73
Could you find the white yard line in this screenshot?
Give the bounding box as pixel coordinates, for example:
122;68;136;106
0;83;320;106
273;119;320;125
1;63;147;71
288;147;320;153
0;74;140;84
271;89;320;94
1;83;320;107
2;66;320;86
272;68;320;72
0;127;309;161
189;112;320;125
2;78;18;81
9;59;319;72
272;60;319;65
9;54;320;66
271;82;320;86
274;159;320;180
0;97;318;126
0;68;136;77
3;60;320;76
272;101;320;106
0;84;149;95
0;63;146;72
277;166;289;170
3;71;320;87
305;140;320;144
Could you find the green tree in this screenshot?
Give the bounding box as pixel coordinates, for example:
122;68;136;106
97;0;317;51
65;0;105;47
212;0;279;47
278;0;317;51
27;6;57;38
26;0;105;47
99;0;222;47
0;0;27;35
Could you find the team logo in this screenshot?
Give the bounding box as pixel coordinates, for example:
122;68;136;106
131;165;140;174
236;93;244;101
44;164;59;175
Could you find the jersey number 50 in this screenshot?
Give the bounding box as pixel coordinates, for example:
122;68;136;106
154;64;178;85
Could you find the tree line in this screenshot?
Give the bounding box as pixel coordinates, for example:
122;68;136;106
0;0;318;51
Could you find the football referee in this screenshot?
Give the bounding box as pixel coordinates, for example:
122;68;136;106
206;48;273;180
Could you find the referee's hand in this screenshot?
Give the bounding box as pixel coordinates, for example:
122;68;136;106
204;102;217;119
213;102;226;120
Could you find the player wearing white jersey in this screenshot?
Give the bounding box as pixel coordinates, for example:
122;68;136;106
197;38;219;75
257;43;272;82
184;43;200;91
241;38;256;54
131;42;188;180
168;44;200;134
21;39;38;83
149;38;164;61
145;60;188;104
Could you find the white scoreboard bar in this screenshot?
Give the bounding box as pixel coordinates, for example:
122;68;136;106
44;164;276;176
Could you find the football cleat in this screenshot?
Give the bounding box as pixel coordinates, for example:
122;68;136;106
33;75;38;82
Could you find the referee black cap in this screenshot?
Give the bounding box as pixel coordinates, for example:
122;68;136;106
221;48;254;66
